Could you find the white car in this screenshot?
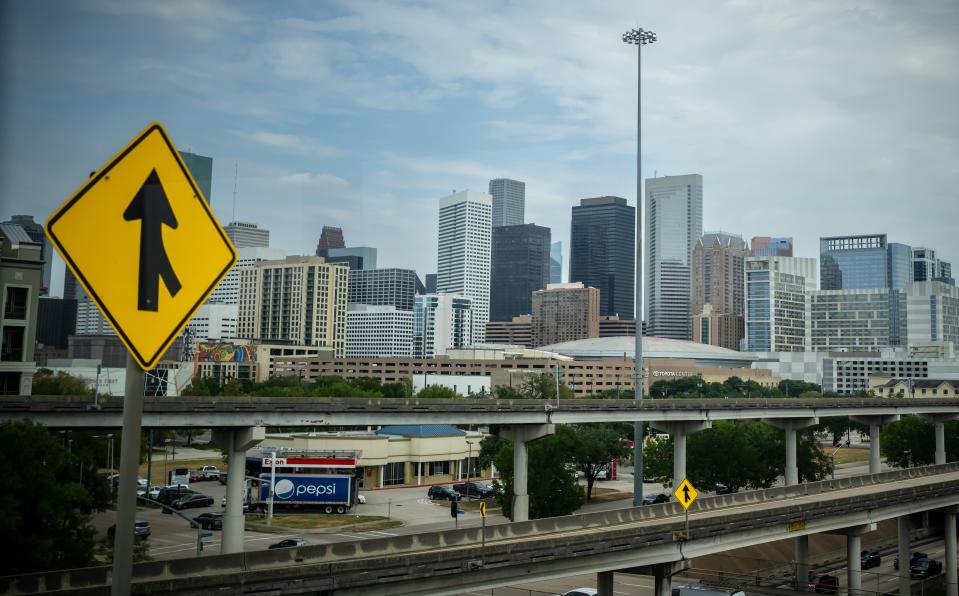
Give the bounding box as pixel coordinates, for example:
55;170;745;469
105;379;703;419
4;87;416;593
562;589;598;596
199;465;221;479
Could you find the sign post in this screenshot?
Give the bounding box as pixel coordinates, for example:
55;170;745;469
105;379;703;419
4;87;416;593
45;122;236;596
673;478;698;541
479;501;487;561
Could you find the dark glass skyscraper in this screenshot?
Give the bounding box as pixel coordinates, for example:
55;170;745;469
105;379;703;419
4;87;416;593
820;234;911;291
569;196;635;319
489;224;550;321
178;151;213;205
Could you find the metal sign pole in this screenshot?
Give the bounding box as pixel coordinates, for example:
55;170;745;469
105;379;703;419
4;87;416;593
110;353;145;596
267;451;276;526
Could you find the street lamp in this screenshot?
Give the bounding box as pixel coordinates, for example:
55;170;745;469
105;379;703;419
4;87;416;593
623;26;656;508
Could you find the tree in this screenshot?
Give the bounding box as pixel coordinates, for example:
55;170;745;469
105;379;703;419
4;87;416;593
568;424;630;500
416;385;460;399
32;369;92;395
881;416;937;468
0;421;98;574
490;428;585;519
641;435;673;486
519;373;572;400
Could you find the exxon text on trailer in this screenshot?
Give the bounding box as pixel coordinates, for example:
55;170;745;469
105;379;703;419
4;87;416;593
260;474;352;504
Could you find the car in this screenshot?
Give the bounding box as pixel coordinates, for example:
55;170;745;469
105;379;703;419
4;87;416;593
221;497;255;513
218;472;228;485
191;512;224;530
157;485;195;505
562;589;598;596
894;550;927;570
714;483;738;495
107;520;151;539
268;538;310;549
807;572;838;594
860;550;881;569
452;481;493;499
642;493;670;505
910;557;943;579
427;486;461;501
189;470;203;482
594;468;609;481
172;493;215;510
199;465;221;479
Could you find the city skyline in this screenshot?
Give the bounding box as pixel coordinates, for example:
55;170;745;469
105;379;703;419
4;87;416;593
1;2;957;301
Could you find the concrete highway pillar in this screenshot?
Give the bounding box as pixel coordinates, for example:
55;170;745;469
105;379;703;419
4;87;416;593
213;426;265;554
655;421;711;491
766;418;817;486
937;422;947;465
852;415;899;475
795;534;809;593
597;570;614;596
898;515;911;596
946;508;957;596
654;569;671;596
493;424;555;522
846;531;861;596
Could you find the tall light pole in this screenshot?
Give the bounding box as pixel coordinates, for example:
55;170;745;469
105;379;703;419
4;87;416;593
623;26;656;507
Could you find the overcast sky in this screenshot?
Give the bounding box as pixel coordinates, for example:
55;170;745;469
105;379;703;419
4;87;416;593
2;0;957;298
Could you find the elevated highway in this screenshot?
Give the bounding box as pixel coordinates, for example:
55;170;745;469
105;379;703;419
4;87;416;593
4;463;959;596
2;395;958;428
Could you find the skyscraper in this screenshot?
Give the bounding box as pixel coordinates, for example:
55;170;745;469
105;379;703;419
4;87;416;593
348;268;417;311
489;224;550;322
436;190;492;343
315;226;345;256
224;221;270;249
645;174;703;339
178;150;213;204
569;196;635;319
325;247;377;270
750;237;793;257
549;242;563;284
237;256;349;356
489;178;525;227
413;294;473;358
744;256;817;352
819;234;910;291
346;305;414;358
690;232;748;350
3;216;51;295
913;247;954;285
531;283;599;347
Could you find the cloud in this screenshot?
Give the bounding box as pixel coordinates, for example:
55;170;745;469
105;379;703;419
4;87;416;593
237;131;342;157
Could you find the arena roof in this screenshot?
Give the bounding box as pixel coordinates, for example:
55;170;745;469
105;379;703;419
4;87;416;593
539;336;757;366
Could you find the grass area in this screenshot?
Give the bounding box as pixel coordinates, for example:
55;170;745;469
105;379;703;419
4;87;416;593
245;514;402;533
588;489;634;503
456;498;493;511
138;457;226;486
831;447;871;465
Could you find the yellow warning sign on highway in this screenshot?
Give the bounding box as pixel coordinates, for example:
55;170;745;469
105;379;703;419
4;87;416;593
479;501;487;518
46;122;236;370
674;478;698;510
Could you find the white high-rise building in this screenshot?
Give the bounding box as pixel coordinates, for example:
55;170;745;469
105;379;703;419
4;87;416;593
237;256;349;356
224;221;270;249
346;304;414;358
75;297;115;336
744;256;817;352
489;178;525;227
645;174;703;340
437;190;491;343
208;247;287;305
185;303;239;343
906;281;959;346
413;294;473;358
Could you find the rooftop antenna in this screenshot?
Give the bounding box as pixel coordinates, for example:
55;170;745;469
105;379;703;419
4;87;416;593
231;161;238;223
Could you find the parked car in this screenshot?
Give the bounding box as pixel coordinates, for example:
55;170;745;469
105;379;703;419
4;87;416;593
427;486;461;501
452;481;493;499
199;465;221;479
807;572;839;594
714;483;738;495
189;470;203;482
156;485;195;505
860;550;881;569
562;589;598;596
172;493;215;510
107;520;151;539
642;493;670;505
268;538;310;549
911;557;943;579
894;551;927;570
594;467;609;481
191;512;224;530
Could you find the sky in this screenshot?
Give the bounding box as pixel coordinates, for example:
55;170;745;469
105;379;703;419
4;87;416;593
1;0;957;299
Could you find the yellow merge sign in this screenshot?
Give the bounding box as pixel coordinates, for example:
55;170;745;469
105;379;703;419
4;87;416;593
46;122;236;370
674;478;698;510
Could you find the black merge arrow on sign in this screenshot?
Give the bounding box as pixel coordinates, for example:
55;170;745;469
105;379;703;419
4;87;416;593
682;484;690;503
123;169;182;311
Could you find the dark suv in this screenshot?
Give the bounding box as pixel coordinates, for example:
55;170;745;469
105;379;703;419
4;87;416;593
452;481;493;499
427;486;461;501
911;558;943;579
860;550;881;569
172;493;214;510
191;512;224;530
895;551;927;570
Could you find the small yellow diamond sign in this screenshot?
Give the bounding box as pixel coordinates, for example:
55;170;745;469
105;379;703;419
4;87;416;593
479;501;487;518
674;478;698;510
46;122;236;370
